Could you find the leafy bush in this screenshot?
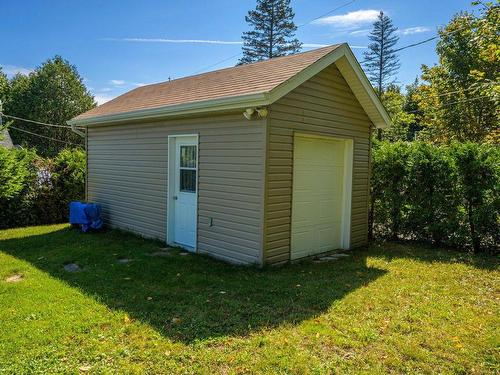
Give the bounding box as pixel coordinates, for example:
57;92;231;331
371;141;499;253
0;147;34;200
0;147;85;229
371;141;410;239
405;143;462;245
52;148;86;221
451;143;499;252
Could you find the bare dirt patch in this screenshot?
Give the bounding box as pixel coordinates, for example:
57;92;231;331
5;274;24;282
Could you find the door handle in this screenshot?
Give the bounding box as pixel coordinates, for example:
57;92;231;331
173;196;178;200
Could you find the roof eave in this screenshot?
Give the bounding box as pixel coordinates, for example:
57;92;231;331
68;44;391;129
67;92;271;127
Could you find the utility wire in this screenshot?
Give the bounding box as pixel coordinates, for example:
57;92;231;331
296;0;356;28
360;21;477;64
8;125;80;146
0;112;73;128
191;0;357;74
418;81;499;99
191;52;244;75
406;95;492;114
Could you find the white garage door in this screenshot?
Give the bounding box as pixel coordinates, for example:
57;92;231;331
291;134;351;260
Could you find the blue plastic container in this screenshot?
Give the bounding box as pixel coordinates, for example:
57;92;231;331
69;201;103;232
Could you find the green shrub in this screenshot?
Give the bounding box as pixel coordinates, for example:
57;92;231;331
0;147;85;229
52;148;86;221
451;143;499;253
0;147;33;200
371;141;410;239
405;143;462;246
371;141;499;253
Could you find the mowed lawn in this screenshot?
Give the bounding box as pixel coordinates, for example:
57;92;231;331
0;225;498;374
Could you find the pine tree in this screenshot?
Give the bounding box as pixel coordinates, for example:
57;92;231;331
363;11;400;94
238;0;302;65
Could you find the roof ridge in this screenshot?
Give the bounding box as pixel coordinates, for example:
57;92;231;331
135;44;342;90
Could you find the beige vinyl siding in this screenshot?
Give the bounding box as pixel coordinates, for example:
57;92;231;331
264;63;372;265
87;114;266;265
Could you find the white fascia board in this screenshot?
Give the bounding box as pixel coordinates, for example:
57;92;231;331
338;48;391;128
68;44;390;128
268;43;390;129
268;44;347;103
67;92;270;126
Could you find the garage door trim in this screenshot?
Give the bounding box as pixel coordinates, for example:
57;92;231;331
290;133;353;259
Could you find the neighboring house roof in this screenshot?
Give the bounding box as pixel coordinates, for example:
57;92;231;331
69;44;390;128
0;129;14;149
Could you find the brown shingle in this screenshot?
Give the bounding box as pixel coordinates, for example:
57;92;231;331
76;45;341;120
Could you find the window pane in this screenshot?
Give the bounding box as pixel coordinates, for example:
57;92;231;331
180;145;197;168
180;169;196;193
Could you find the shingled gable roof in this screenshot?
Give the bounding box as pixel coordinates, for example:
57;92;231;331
68;44;390;128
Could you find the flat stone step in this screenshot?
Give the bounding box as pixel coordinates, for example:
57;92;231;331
117;258;133;263
63;263;82;272
5;274;24;282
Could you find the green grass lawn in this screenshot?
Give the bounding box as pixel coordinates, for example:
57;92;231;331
0;224;498;374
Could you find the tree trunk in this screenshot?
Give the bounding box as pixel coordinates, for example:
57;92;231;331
468;203;481;253
368;188;375;241
268;3;274;59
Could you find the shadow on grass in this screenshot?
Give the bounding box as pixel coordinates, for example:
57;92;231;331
0;226;389;343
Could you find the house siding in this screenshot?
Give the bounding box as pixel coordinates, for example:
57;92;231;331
264;63;372;265
87;113;266;265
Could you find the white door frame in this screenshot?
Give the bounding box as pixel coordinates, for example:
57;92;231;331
167;134;199;251
291;133;353;253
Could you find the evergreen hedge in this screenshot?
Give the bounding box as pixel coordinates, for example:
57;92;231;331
371;141;499;253
0;147;85;229
1;142;498;253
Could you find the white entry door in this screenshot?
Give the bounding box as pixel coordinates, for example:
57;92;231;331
291;134;352;260
169;136;198;250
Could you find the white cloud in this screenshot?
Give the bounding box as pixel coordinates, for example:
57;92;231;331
303;43;366;49
349;29;370;37
103;37;243;45
302;43;329;48
313;9;380;28
109;79;126;86
0;64;33;77
93;94;115;105
97;87;113;92
400;26;431;35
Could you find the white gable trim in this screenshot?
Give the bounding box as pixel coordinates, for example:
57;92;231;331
269;44;390;128
68;44;390;128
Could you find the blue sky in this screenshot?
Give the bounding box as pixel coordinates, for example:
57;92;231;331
1;0;474;104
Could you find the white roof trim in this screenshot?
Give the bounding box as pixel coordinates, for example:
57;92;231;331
68;44;390;128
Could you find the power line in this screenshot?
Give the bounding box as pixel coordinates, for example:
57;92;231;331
0;112;73;129
296;0;356;28
406;95;492;114
360;20;477;64
8;125;80;146
427;81;499;98
191;52;244;75
190;0;357;74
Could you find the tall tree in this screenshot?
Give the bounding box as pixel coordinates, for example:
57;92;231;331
415;1;499;143
0;68;9;106
363;11;400;94
379;84;415;142
238;0;302;65
5;56;96;156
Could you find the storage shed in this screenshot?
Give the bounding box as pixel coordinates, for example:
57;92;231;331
68;44;390;266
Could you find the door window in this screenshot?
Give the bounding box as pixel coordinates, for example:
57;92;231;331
179;145;197;193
